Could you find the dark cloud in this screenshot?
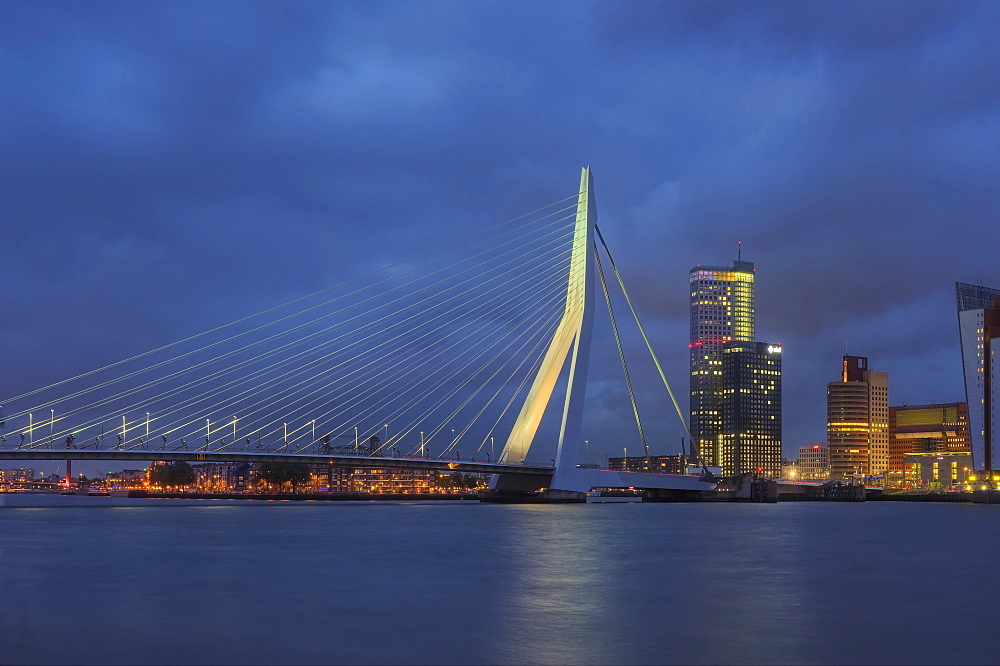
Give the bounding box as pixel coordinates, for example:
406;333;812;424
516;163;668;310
2;0;999;462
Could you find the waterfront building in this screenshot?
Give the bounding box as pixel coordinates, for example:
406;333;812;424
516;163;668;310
956;282;1000;472
307;464;354;492
781;459;799;480
827;355;889;479
719;341;782;477
307;466;445;493
689;259;755;466
0;468;35;484
607;455;686;474
194;463;251;493
106;469;148;489
902;451;974;489
888;403;970;477
797;444;829;479
343;467;439;493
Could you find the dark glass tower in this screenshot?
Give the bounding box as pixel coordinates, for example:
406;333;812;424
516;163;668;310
720;341;782;477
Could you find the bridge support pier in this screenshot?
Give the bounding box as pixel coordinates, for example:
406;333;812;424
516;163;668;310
641;488;702;502
483;472;589;502
539;489;587;502
65;459;72;489
489;472;552;493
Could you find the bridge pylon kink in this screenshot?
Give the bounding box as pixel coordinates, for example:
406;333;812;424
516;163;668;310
492;167;595;496
490;168;717;499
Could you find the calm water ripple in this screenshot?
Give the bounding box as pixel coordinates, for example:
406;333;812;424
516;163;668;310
1;496;997;665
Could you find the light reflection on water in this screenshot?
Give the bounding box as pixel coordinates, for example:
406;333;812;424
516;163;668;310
1;497;998;665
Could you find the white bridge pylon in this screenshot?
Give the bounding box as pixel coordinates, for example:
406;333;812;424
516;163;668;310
498;167;595;477
496;167;713;495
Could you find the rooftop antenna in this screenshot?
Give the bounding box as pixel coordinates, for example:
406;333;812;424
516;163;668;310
737;241;742;261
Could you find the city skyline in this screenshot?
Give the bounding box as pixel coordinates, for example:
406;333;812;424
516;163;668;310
2;2;1000;461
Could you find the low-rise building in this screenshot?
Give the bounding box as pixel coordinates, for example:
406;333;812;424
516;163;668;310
194;463;251;493
107;469;148;489
300;464;439;493
781;459;799;480
797;444;829;479
607;455;686;474
902;452;974;489
0;468;35;484
342;467;439;493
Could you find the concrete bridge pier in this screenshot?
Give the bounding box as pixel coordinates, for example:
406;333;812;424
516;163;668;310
482;472;588;502
641;488;702;502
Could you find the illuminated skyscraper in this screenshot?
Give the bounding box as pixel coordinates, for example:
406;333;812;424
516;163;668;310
956;281;1000;472
827;355;889;479
689;260;755;467
720;341;782;477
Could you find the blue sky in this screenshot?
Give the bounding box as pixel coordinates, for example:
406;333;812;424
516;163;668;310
2;0;1000;464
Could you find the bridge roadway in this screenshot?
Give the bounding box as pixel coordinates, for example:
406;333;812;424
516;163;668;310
0;447;554;477
0;447;720;493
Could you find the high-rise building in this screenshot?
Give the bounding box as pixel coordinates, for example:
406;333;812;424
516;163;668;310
956;282;1000;472
689;260;755;466
797;444;829;479
719;341;782;477
888;402;971;474
827;355;889;479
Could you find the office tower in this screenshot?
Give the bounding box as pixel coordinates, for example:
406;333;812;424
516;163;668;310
689;260;755;466
888;402;971;474
797;444;829;479
956;282;1000;472
827;355;889;479
719;341;782;477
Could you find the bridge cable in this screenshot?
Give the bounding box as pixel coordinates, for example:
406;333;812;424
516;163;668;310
1;194;578;404
248;270;570;453
4;192;583;466
120;258;569;451
3;208;576;426
389;302;564;458
128;242;571;452
19;221;575;443
1;199;577;412
131;235;571;440
594;245;650;460
595;225;703;470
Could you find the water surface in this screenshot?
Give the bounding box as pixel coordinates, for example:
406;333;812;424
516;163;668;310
1;496;996;664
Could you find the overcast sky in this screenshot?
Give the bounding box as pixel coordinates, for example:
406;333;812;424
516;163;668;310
2;0;999;467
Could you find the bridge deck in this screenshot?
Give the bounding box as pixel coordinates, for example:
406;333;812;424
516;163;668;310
0;448;553;476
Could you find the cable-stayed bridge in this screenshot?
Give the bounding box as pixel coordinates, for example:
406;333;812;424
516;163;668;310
0;169;715;498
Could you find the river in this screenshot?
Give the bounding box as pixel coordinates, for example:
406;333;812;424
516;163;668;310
0;495;997;664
